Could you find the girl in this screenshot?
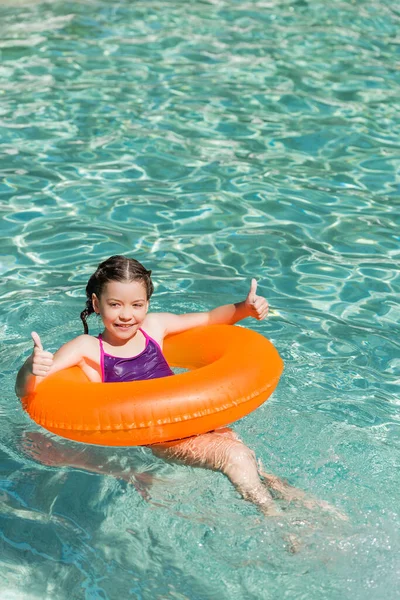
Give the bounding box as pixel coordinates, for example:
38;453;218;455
16;255;307;516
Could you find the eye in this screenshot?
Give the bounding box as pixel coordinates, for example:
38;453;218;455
110;303;119;307
133;303;144;308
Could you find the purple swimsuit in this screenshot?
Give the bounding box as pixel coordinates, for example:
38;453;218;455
98;329;174;383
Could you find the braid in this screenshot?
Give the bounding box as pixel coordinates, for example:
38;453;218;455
80;273;98;334
80;299;95;334
81;255;154;333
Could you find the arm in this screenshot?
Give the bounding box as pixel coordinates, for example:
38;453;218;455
15;332;90;398
15;359;41;398
157;279;269;337
15;332;53;398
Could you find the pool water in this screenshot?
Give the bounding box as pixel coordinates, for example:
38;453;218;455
1;0;399;598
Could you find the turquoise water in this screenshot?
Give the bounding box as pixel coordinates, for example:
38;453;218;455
1;0;400;597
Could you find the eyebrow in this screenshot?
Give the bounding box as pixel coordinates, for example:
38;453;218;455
107;298;145;302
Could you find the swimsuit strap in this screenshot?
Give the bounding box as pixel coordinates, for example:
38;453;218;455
139;328;150;342
139;328;164;353
98;333;105;382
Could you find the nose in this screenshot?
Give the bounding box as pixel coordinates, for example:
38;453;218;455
119;307;133;321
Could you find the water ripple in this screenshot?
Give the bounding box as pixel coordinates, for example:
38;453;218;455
1;0;400;598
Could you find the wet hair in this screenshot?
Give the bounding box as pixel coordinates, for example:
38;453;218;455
80;255;154;334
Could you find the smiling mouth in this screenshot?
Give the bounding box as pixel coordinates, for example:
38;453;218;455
115;324;135;328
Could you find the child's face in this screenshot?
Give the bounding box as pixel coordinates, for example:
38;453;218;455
92;279;149;340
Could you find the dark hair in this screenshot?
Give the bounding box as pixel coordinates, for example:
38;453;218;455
80;255;154;334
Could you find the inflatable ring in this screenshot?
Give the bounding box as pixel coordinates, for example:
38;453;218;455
22;325;284;446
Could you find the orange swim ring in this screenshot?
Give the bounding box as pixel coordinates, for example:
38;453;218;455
22;325;284;446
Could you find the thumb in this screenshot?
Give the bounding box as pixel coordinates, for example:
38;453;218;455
248;278;258;303
31;331;43;351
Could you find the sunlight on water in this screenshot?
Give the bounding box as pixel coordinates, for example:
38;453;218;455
0;0;399;598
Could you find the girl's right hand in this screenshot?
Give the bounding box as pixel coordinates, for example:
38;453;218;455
30;332;54;377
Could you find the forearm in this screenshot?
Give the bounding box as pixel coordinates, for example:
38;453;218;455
208;301;251;325
157;295;264;337
15;358;41;398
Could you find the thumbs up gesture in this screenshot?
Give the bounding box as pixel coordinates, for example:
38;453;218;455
30;332;54;377
244;279;269;320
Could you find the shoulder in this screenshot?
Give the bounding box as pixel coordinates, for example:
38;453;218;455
69;334;98;348
55;334;99;357
51;334;100;373
142;312;190;341
142;312;167;339
74;334;100;355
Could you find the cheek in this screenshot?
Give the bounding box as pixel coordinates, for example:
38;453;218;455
102;307;116;319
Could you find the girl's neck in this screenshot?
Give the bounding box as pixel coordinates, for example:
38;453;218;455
101;329;141;347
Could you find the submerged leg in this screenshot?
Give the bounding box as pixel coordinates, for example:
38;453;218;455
259;463;347;519
21;431;154;498
259;469;309;503
151;428;280;516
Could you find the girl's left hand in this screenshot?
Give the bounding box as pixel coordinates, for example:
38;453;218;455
245;279;269;320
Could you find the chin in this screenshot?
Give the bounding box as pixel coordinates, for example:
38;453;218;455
113;325;138;335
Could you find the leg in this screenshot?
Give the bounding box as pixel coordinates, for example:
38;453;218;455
22;431;123;475
259;466;309;503
21;432;154;499
151;428;280;516
259;462;348;519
